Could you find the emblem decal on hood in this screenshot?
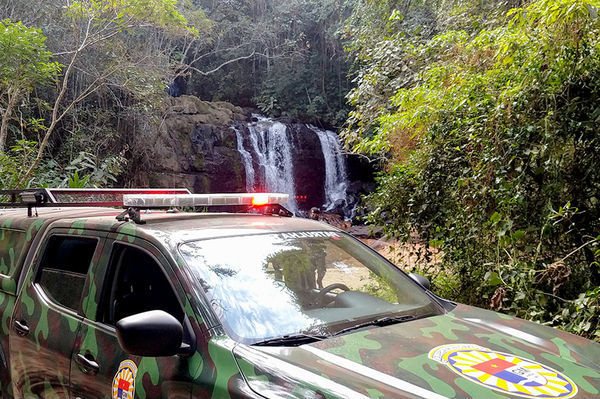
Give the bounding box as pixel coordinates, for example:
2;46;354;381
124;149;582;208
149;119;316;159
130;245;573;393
112;359;137;399
429;344;577;398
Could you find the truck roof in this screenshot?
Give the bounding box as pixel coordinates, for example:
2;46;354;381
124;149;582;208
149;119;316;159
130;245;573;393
0;207;338;246
0;207;123;231
62;212;337;243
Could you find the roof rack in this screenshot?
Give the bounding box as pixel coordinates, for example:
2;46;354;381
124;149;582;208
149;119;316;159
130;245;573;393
0;189;293;223
0;188;192;217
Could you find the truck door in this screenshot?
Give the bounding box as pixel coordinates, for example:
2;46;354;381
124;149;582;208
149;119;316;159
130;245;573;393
70;239;199;399
9;231;105;398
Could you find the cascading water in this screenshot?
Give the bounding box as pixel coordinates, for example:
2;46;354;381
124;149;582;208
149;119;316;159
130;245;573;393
233;126;255;191
310;126;349;212
244;117;298;214
235;115;352;217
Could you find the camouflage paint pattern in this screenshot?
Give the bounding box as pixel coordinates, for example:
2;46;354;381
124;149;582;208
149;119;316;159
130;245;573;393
232;305;600;398
0;215;41;398
1;209;599;399
9;226;109;398
0;208;117;398
67;220;258;399
70;225;205;399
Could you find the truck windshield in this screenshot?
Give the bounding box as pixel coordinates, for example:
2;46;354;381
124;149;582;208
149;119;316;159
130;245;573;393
179;231;442;344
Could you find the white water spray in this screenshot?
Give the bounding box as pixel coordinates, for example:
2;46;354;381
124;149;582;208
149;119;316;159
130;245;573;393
233;126;255;191
235;116;352;217
311;126;349;212
242;117;298;214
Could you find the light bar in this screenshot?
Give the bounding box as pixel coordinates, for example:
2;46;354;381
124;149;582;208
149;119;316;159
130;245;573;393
252;193;270;206
123;193;289;208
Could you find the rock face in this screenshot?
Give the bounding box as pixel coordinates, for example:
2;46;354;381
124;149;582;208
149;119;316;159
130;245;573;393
288;124;327;209
142;96;248;193
139;95;370;216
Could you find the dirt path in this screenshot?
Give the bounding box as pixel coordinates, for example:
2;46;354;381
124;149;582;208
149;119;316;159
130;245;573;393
358;237;443;273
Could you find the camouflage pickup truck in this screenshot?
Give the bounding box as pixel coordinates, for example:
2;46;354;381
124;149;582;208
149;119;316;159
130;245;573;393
0;189;599;399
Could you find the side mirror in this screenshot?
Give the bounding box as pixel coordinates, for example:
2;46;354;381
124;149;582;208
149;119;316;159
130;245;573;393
409;273;431;290
116;310;183;357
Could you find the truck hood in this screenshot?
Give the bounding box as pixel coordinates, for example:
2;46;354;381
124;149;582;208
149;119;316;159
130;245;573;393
233;304;600;399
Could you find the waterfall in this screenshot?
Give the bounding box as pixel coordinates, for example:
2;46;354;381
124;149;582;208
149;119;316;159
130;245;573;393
310;126;349;212
234;115;351;217
233;127;255;191
240;117;298;214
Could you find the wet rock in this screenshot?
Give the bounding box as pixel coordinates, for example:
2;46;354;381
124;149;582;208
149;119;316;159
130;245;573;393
287;124;326;210
348;225;383;239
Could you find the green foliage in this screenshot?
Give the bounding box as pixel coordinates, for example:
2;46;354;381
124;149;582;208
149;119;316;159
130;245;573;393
187;0;353;126
342;0;518;150
58;0;195;106
348;0;600;340
67;171;91;188
0;139;126;189
0;19;59;91
557;286;600;339
40;151;127;188
0;141;39;188
3;0;354;186
1;0;197;186
0;19;60;151
65;0;191;33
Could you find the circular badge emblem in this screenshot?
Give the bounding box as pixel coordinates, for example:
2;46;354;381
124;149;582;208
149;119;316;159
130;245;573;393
112;359;138;399
429;344;577;398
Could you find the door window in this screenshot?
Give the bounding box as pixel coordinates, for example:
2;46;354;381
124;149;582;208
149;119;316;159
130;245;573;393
36;235;98;312
100;243;184;325
70;243;194;399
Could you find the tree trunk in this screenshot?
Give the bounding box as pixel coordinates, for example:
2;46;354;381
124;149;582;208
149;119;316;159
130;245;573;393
0;88;21;154
266;47;271;73
17;46;82;187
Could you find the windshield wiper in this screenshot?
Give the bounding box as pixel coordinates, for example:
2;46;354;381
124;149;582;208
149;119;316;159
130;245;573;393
332;315;418;337
252;333;328;347
252;315;419;346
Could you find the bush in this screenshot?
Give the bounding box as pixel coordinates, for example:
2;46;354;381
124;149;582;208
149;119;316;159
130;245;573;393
350;0;600;340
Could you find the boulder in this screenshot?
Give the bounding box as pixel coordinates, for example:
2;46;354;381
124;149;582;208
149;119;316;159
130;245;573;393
168;96;247;124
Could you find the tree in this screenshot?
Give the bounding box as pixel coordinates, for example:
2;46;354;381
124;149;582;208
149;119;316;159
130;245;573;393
16;0;195;186
0;19;59;153
2;0;357;187
342;0;519;155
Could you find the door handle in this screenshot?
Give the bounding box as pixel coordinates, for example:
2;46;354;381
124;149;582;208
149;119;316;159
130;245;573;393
13;320;29;336
75;353;100;375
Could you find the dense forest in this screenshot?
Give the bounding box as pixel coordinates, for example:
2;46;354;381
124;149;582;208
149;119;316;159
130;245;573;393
1;0;599;340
